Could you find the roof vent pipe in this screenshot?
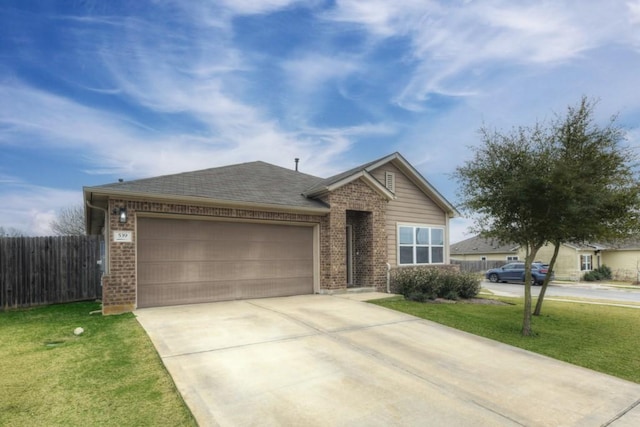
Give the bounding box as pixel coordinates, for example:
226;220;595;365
295;158;299;172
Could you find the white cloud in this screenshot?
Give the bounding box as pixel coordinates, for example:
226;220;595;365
327;1;639;110
0;76;393;182
325;0;440;37
629;0;640;24
283;54;360;94
0;180;82;236
217;0;303;15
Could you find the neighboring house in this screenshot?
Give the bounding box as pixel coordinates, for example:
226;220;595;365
451;235;640;281
450;235;520;262
84;152;459;314
599;240;640;282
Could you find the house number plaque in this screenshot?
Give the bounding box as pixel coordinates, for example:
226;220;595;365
113;231;132;242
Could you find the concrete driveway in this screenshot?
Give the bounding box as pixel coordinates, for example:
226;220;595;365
136;294;640;426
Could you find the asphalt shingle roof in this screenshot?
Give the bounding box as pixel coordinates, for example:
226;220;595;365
303;157;382;195
450;235;519;255
92;161;328;210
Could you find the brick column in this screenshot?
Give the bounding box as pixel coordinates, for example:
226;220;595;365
102;199;136;314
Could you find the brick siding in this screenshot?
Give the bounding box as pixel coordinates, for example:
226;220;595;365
319;179;388;292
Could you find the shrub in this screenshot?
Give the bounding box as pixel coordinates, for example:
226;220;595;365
438;273;459;300
583;271;599;281
596;265;612;280
582;265;613;282
457;272;482;298
392;267;481;301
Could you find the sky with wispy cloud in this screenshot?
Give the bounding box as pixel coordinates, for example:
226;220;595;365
1;0;639;241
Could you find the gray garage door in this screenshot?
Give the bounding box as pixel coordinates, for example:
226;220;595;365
137;217;314;308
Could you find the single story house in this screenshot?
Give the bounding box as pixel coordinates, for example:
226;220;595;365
84;152;459;314
451;235;640;281
449;236;520;263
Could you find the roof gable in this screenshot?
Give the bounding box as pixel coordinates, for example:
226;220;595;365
304;152;459;217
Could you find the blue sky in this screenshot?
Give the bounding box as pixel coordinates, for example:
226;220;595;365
1;1;640;242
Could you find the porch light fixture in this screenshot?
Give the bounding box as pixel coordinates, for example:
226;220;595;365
113;206;127;223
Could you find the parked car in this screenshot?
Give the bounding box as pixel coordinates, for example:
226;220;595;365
485;262;553;286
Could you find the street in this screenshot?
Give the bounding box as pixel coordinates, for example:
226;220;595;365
482;280;640;304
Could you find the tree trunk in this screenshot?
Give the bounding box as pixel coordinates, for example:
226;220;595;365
522;247;535;336
534;242;560;316
522;243;545;336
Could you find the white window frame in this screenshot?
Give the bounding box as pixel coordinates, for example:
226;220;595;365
580;254;592;271
397;224;445;266
506;256;519;261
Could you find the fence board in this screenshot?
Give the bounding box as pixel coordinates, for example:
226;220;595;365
0;236;102;310
451;259;506;273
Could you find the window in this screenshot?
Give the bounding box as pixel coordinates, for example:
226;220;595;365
506;256;519;261
398;225;444;265
580;255;592;271
480;256;487;261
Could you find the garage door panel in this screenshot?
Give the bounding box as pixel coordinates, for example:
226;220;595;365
138;239;312;262
139;220;313;243
139;259;314;285
140;281;236;308
137;218;315;308
139;277;311;308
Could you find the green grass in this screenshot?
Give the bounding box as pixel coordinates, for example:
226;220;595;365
0;302;196;427
370;296;640;384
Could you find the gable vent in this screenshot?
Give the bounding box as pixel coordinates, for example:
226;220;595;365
385;171;395;193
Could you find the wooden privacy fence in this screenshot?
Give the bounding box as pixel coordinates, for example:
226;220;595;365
0;235;102;310
451;259;505;273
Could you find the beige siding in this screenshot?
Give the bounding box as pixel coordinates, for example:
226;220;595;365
517;244;598;281
371;164;446;267
451;253;518;262
601;250;640;281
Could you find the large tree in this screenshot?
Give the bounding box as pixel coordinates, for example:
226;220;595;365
50;205;86;236
534;98;640;315
455;97;640;336
455;124;555;335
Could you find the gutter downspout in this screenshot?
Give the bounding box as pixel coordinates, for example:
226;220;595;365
86;200;109;275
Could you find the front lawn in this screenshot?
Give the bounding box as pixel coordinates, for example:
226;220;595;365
371;297;640;384
0;302;196;426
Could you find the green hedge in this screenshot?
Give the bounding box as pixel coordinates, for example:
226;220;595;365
392;267;481;302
